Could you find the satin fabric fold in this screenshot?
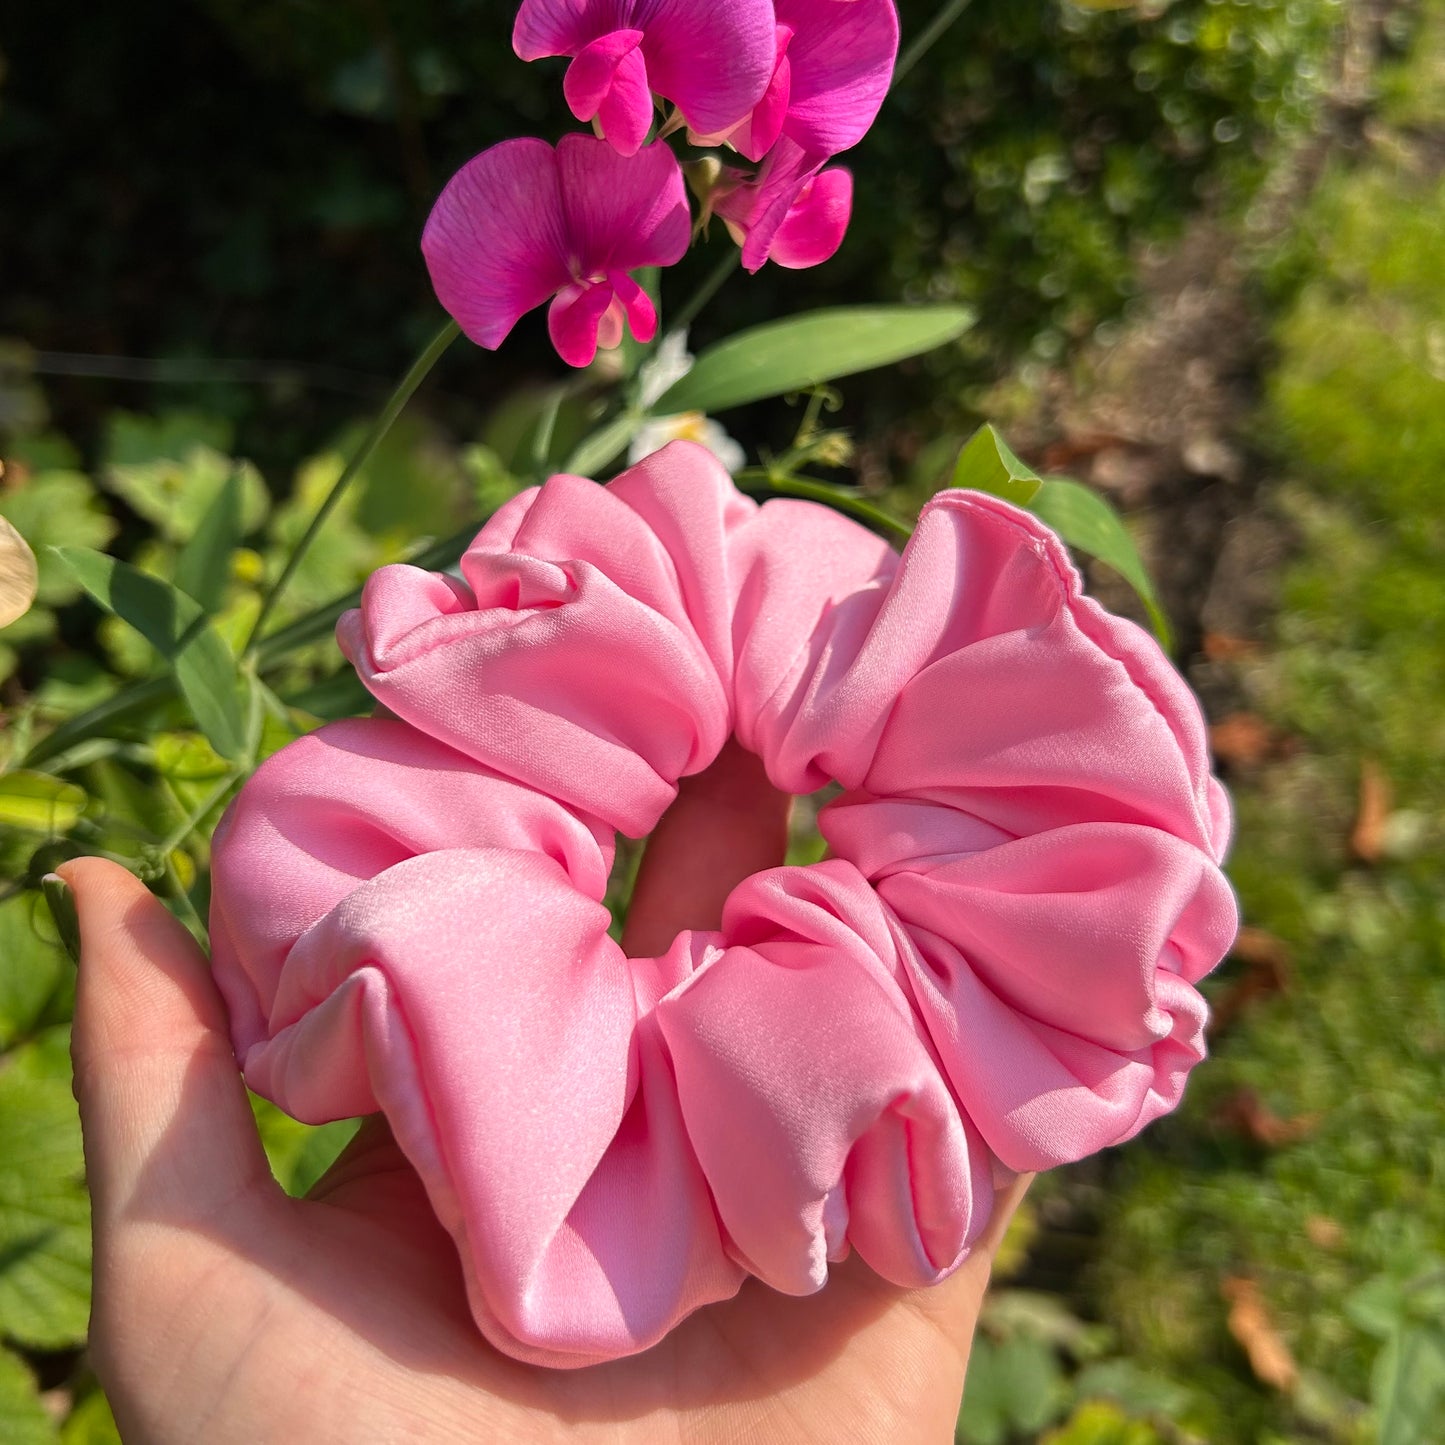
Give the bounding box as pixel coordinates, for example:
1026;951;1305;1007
212;439;1237;1367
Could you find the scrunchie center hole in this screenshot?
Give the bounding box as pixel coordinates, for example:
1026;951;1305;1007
619;739;792;959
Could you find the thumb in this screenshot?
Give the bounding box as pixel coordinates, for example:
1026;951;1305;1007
911;1171;1036;1357
59;857;275;1228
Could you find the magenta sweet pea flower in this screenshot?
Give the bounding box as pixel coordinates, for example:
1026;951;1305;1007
513;0;777;157
694;0;900;164
714;138;853;273
422;135;689;368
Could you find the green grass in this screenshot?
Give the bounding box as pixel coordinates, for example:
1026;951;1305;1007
1077;76;1445;1444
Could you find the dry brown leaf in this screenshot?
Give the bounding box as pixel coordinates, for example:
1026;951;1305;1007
0;513;39;629
1209;712;1276;769
1222;1277;1298;1393
1210;926;1292;1034
1038;430;1135;474
1215;1088;1321;1147
1350;758;1392;864
1305;1216;1345;1250
1203;632;1262;663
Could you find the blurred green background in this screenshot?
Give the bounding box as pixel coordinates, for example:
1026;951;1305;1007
2;1;1443;1440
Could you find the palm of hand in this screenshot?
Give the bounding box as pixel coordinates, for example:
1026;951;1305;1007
66;749;1021;1443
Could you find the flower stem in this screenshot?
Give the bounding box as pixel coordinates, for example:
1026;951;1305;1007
242;317;460;656
666;246;741;340
156;771;241;858
734;469;913;544
893;0;975;89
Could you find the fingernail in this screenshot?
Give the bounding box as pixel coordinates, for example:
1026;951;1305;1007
41;874;82;965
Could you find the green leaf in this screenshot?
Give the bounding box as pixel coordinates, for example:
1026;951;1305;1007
1374;1326;1445;1445
251;1095;359;1198
0;1348;58;1445
0;773;87;834
60;1391;121;1445
1071;1360;1192;1420
52;548;248;760
284;668;371;723
0;1031;92;1349
173;468;244;613
1029;480;1173;648
959;1334;1070;1444
0;894;68;1048
953;424;1044;506
562;412;643;479
1041;1400;1167;1445
101;411;267;544
655;305;975;415
152;732;231;783
0;471;118;608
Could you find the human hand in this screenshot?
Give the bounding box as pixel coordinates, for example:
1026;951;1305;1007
63;747;1029;1444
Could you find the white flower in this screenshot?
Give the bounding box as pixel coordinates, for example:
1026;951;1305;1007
636;329;697;410
630;329;747;473
629;412;747;473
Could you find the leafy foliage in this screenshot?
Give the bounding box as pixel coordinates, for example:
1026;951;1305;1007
0;1;1436;1438
0;1347;57;1445
0;1031;92;1351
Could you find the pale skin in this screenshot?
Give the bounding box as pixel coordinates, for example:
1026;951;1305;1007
63;741;1030;1444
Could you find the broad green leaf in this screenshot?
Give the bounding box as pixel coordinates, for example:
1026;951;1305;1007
1071;1360;1192;1420
101;411;267;544
0;1348;58;1445
0;772;87;834
152;732;231;783
0;1030;91;1349
656;305;975;415
1347;1264;1445;1338
52;547;248;760
953;424;1044;506
265;453;385;617
460;444;523;516
483;385;589;474
251;1095;359;1197
60;1391;121;1445
959;1334;1069;1445
0;471;117;608
1374;1326;1445;1445
1029;480;1173;648
285;668;372;723
562;412;643;479
343;415;473;540
173;468;244;613
1040;1400;1166;1445
0;894;67;1050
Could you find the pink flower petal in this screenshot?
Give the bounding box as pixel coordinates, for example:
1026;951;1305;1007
421;138;570;350
515;0;778;142
774;0;899;156
555;132;690;273
424;135;687;366
767;165;853;269
715;137;844;273
563;29;653;157
727;24;795;161
547;280;616;367
610;269;658;342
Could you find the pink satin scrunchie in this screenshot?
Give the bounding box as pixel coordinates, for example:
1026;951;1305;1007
210;439;1237;1367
